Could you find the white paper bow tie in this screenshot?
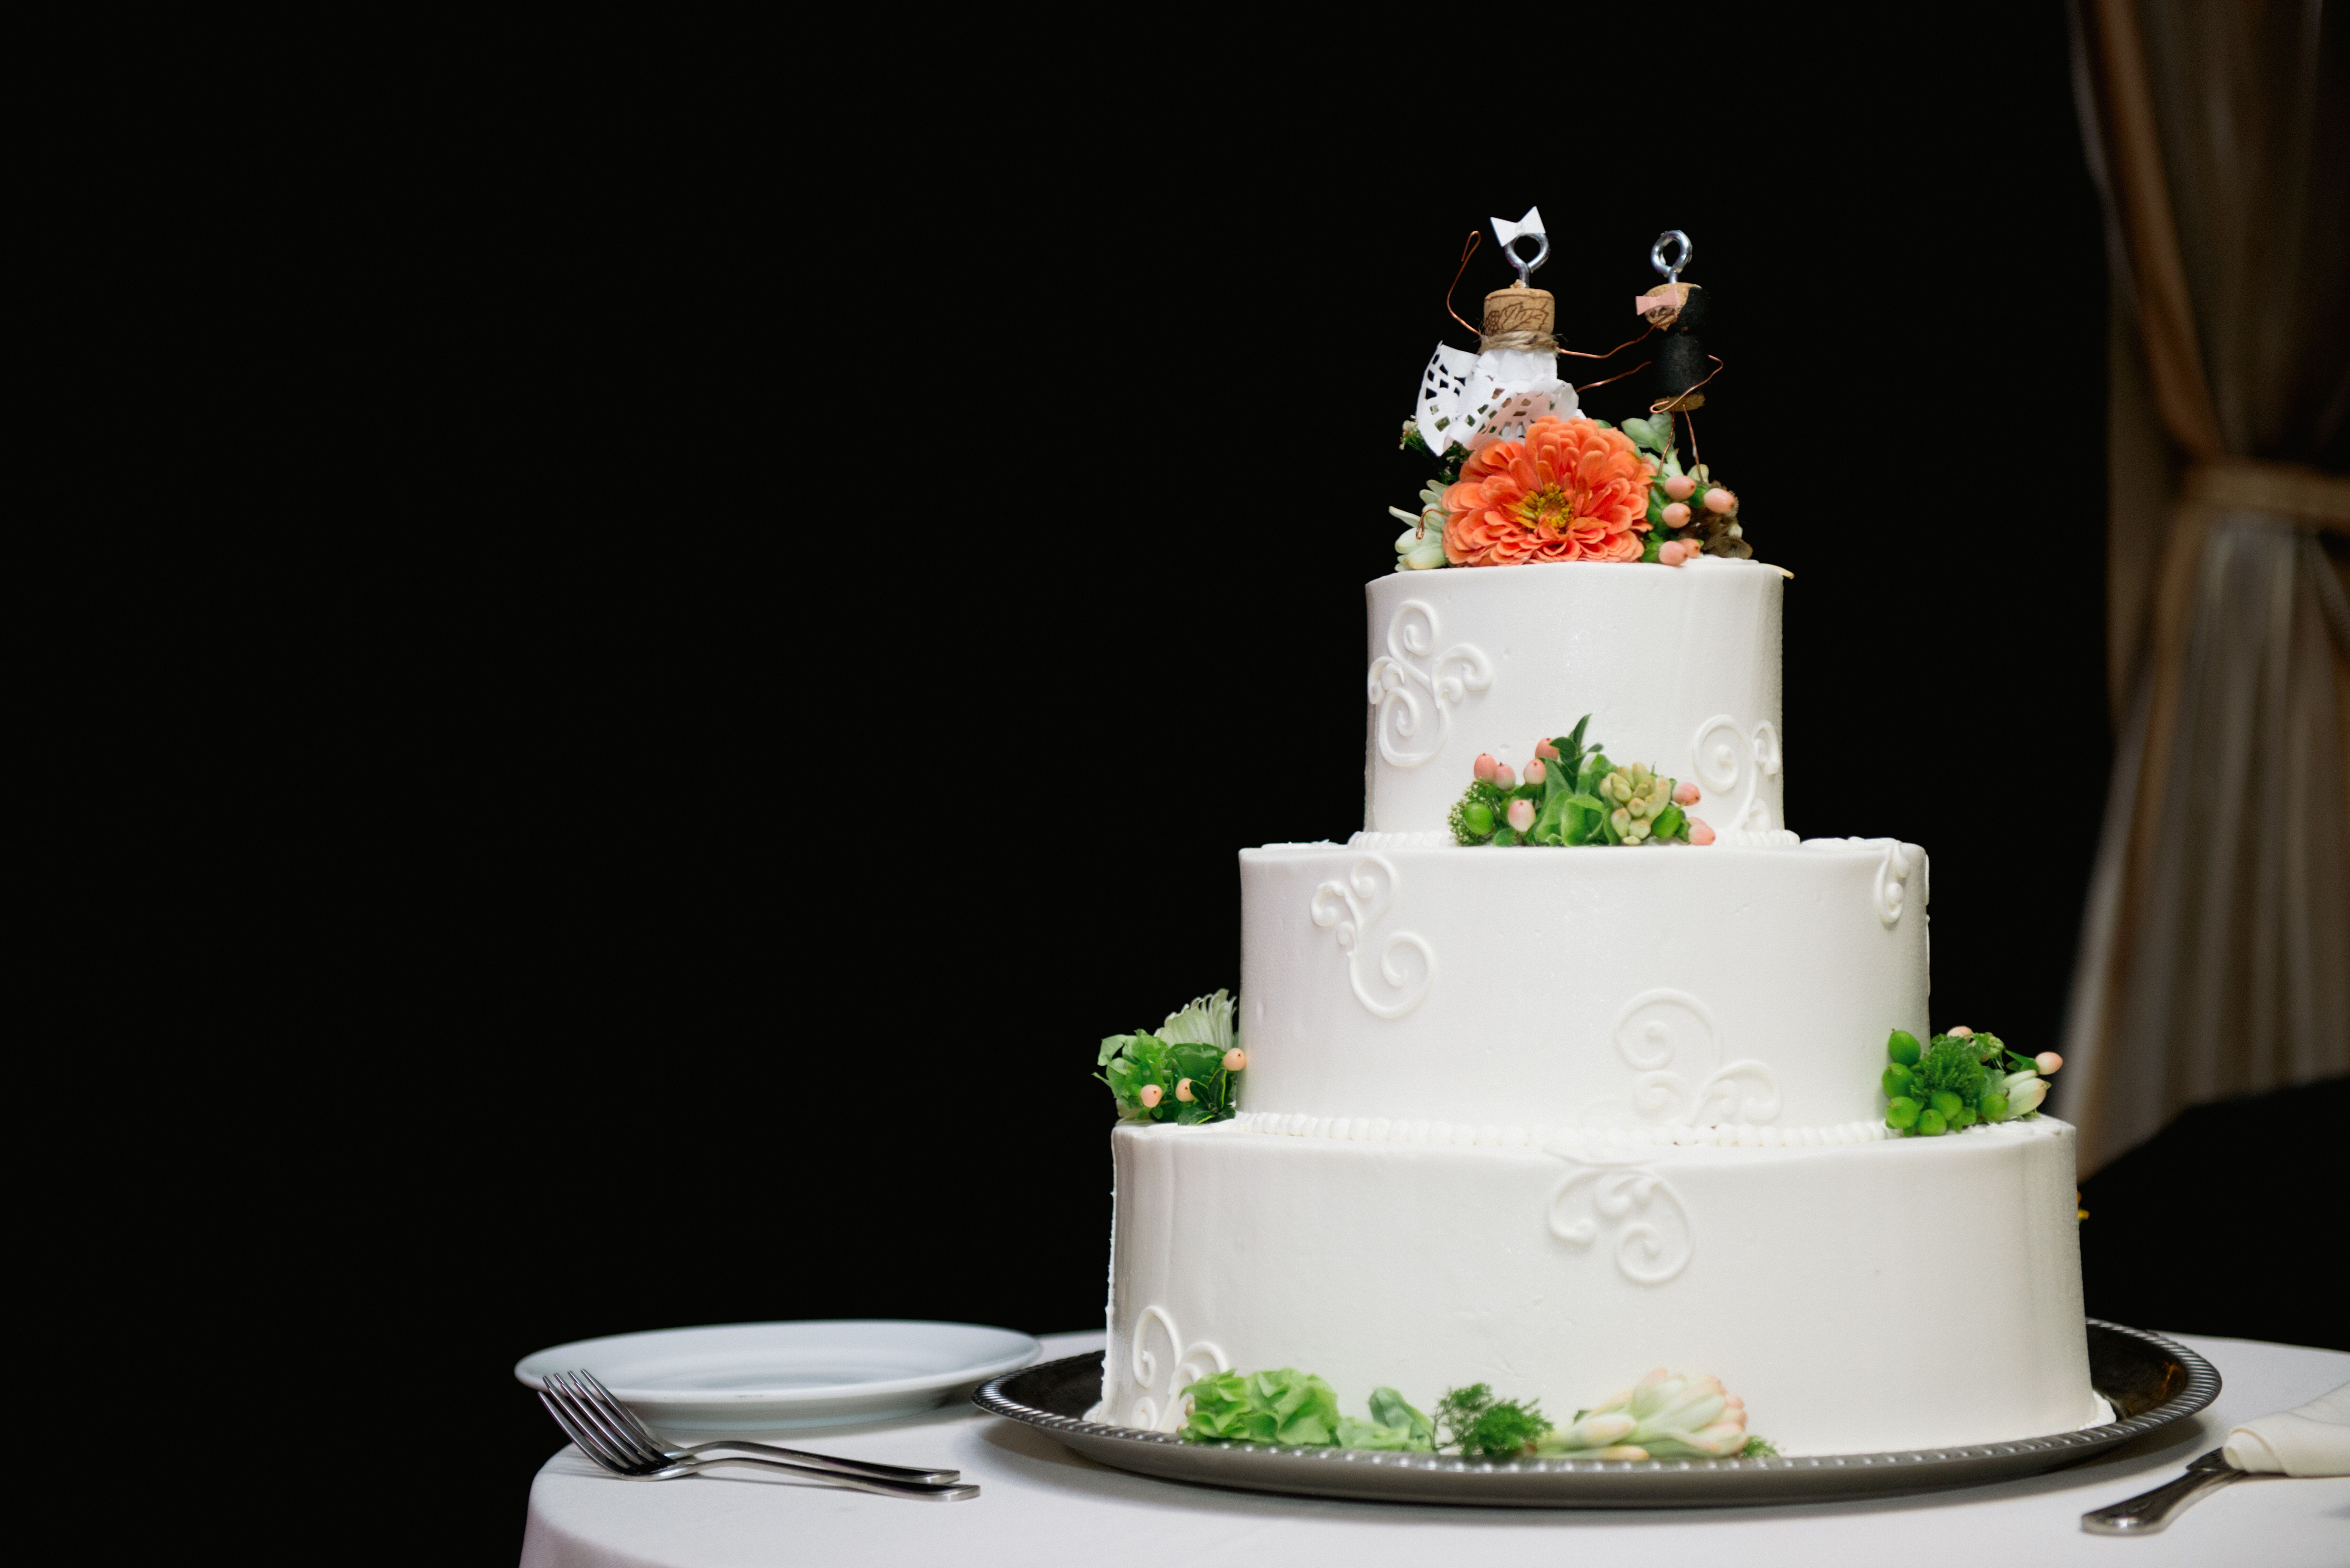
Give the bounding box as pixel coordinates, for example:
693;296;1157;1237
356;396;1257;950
1491;207;1545;248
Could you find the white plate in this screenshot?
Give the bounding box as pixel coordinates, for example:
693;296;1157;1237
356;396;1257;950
516;1319;1042;1437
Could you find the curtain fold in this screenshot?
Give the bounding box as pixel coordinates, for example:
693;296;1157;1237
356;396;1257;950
2058;0;2350;1172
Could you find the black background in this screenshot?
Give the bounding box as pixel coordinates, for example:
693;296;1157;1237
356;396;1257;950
397;15;2343;1560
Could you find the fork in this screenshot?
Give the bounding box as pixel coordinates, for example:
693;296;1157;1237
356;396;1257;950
538;1372;978;1501
549;1370;961;1485
2081;1448;2247;1534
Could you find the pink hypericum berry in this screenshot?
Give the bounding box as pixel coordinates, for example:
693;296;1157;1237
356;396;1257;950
1222;1047;1248;1072
1688;817;1715;845
2036;1051;2064;1075
1659;541;1688;566
1662;501;1691;528
1664;475;1696;501
1175;1078;1195;1102
1493;763;1517;790
1705;486;1737;514
1138;1083;1163;1109
1506;798;1535;832
1674;781;1700;805
1524;758;1547;785
1535;738;1561;761
1474;753;1498;783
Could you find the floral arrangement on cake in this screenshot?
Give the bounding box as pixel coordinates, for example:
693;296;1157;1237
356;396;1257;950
1447;716;1710;847
1878;1026;2064;1136
1393;411;1747;573
1176;1365;1776;1460
1097;989;1247;1126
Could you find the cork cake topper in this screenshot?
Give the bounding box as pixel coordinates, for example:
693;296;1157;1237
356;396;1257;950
1633;230;1714;412
1412;208;1578;458
1484;206;1556;346
1393;220;1761;575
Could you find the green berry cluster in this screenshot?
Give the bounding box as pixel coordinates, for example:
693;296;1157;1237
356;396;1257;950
1880;1028;2046;1136
1447;715;1692;849
1097;990;1243;1127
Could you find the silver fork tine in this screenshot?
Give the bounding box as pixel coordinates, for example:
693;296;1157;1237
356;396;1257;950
575;1370;672;1453
569;1367;963;1485
539;1385;977;1499
538;1389;634;1472
551;1372;663;1470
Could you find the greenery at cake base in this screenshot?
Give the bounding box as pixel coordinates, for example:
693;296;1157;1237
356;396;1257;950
1175;1365;1772;1460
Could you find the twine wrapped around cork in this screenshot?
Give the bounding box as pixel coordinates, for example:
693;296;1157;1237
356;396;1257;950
1482;283;1558;354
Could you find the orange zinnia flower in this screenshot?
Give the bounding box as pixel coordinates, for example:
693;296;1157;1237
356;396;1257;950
1441;418;1653;567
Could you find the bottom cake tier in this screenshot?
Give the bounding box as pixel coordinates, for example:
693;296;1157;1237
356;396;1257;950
1103;1115;2099;1456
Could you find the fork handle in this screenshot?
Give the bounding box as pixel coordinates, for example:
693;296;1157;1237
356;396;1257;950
2081;1463;2244;1535
660;1453;979;1501
675;1439;959;1484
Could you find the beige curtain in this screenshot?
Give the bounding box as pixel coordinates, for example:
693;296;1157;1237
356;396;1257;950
2057;0;2350;1173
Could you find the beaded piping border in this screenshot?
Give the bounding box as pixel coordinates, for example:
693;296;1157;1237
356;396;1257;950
1222;1108;2051;1149
973;1321;2217;1479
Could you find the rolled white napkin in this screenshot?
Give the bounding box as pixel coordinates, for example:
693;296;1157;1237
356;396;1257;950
2222;1380;2350;1476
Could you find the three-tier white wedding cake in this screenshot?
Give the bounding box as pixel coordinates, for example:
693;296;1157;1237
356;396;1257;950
1098;556;2100;1456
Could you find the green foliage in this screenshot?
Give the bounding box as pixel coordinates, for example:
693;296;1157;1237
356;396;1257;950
1741;1436;1780;1458
1182;1369;1770;1462
1620;416;1673;456
1435;1383;1554;1459
1180;1375;1434;1451
1333;1414;1435;1451
1179;1369;1339;1446
1368;1386;1436;1444
1098;990;1242;1126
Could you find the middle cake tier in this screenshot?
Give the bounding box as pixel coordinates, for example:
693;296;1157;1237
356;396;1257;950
1239;839;1929;1134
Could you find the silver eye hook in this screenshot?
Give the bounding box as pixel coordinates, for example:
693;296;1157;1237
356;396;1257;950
1505;232;1550;287
1651;230;1693;283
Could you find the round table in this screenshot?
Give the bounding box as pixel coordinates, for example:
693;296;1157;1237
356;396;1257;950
520;1331;2349;1568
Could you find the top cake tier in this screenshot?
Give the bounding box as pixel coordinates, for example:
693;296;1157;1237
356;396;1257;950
1364;559;1785;840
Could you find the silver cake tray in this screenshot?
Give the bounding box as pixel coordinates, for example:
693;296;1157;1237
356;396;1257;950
973;1320;2217;1507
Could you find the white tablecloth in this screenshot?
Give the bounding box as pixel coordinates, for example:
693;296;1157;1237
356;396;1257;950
520;1331;2350;1568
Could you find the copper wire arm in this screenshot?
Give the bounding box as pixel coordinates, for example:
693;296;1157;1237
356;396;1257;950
1649;355;1724;413
1574;359;1651;393
1557;323;1655;360
1445;232;1482;339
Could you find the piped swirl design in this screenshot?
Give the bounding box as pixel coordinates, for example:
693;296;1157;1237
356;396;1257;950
1309;855;1437;1019
1367;599;1492;769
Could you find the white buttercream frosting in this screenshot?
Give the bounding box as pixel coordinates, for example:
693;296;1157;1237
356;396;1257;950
1240;842;1929;1132
1363;562;1786;838
1106;1118;2099;1455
